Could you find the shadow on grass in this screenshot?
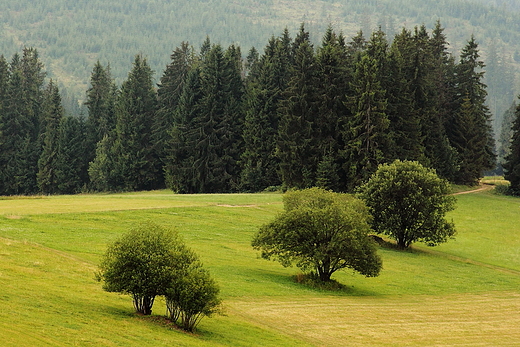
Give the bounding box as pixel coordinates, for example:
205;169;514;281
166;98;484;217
370;234;435;255
291;273;380;296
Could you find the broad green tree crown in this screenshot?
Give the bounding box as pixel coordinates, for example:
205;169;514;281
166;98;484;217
358;160;456;249
252;187;382;282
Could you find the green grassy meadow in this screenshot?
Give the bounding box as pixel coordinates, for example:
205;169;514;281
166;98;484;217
1;189;519;346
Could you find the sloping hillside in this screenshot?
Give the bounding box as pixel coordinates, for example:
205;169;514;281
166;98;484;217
1;0;519;124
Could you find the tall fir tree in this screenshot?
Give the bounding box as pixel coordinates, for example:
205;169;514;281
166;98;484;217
386;27;424;162
20;48;46;194
240;33;291;191
314;27;349;191
423;21;459;181
277;24;320;189
113;54;160;191
342;30;390;191
497;101;517;172
504;98;520;195
85;61;117;166
37;80;64;194
164;67;203;193
156;42;196;169
450;36;496;184
0;49;46;194
0;54;23;195
188;44;244;192
55;116;88;194
344;53;389;190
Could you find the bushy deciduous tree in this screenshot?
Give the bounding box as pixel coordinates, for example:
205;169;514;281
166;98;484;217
98;222;196;315
358;160;456;249
165;261;221;332
252;187;382;282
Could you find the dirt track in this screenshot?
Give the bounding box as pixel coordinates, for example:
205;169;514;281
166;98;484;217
451;184;494;195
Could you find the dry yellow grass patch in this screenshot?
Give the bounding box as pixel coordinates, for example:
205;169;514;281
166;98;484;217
229;293;520;346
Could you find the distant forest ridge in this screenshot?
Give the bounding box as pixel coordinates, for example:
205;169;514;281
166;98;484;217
0;0;519;130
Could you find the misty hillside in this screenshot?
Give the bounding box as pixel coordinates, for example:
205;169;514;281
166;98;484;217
1;0;520;127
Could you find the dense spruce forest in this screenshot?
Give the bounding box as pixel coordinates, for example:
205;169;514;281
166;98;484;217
1;0;520;132
0;23;497;195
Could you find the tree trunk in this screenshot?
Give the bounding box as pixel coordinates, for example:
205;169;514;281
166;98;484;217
133;295;155;315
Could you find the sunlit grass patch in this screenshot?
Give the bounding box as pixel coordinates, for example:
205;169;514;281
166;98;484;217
0;190;519;346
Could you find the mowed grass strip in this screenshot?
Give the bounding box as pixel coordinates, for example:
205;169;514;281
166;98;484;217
229;293;520;347
0;190;282;216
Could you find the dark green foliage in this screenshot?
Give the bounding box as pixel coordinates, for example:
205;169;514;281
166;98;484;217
164;68;203;193
88;134;117;192
165;43;245;193
497;101;517;171
252;187;382;283
314;27;350;191
98;222;197;315
240;33;291;192
503;99;520;195
55;116;88;194
85;61;117;166
386;27;425;163
5;48;46;195
0;23;502;196
0;55;11;194
344;53;389;190
165;261;221;332
114;54;160;190
449;37;496;185
155;42;196;169
358;160;456;249
277;24;320;189
37;80;64;194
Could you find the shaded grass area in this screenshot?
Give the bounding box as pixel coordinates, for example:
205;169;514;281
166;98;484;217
0;189;519;346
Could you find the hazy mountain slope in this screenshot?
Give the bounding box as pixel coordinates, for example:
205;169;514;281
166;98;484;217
1;0;519;123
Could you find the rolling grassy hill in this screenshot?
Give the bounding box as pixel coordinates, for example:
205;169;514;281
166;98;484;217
0;188;519;346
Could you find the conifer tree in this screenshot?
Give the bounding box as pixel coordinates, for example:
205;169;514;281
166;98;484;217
450;37;495;184
314;27;350;191
497;101;517;171
423;21;459;180
18;49;46;194
164;68;203;193
504;99;520;195
277;24;320;189
37;81;64;194
156;42;196;168
55;116;88;194
240;34;291;191
0;55;10;194
386;27;423;162
88;134;117;192
0;54;23;195
188;44;244;192
344;53;389;190
111;54;160;191
85;61;117;165
0;49;46;195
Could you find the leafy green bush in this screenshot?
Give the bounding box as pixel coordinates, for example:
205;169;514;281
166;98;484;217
97;222;196;315
165;262;222;332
